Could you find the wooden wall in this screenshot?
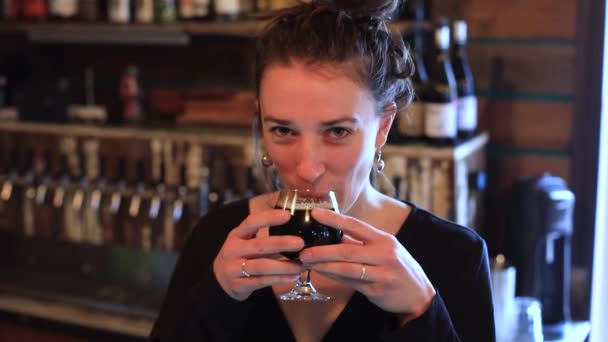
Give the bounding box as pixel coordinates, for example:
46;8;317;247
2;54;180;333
432;0;577;255
435;0;594;318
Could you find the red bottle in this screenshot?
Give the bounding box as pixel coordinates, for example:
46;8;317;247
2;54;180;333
22;0;48;21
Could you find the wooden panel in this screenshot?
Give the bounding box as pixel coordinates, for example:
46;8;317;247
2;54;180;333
478;99;573;150
462;0;577;39
489;155;570;195
469;44;576;95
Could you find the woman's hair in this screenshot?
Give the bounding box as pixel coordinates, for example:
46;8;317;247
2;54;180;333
255;0;415;114
252;0;414;191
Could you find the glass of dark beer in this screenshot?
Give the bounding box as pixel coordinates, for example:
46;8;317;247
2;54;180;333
269;189;343;301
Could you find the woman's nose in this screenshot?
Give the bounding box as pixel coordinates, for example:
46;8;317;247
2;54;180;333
295;142;325;184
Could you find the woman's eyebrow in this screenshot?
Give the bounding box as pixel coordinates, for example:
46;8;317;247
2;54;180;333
262;116;291;125
262;116;359;126
320;118;359;126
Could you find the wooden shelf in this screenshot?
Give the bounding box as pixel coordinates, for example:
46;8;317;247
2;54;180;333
383;132;489;161
0;292;153;338
0;20;426;45
0;120;250;147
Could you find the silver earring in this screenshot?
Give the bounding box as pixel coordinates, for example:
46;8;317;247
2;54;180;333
261;154;273;167
375;150;385;173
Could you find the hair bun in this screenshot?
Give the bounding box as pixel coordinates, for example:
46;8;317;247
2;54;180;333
314;0;399;19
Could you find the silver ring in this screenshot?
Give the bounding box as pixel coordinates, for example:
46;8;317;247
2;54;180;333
360;264;366;280
241;260;251;278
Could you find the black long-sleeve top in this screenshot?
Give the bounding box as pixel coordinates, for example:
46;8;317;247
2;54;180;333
150;199;495;341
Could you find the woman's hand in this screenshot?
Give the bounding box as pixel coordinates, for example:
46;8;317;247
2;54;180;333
213;209;305;301
299;208;436;320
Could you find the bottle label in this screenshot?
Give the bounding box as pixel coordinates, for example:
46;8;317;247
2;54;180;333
135;0;154;23
180;0;195;18
424;102;457;138
192;0;209;16
457;96;478;131
50;0;77;17
23;0;47;18
109;0;130;23
215;0;239;15
397;101;424;137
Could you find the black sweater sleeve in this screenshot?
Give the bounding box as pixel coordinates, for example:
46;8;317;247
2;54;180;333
383;217;496;342
149;200;253;342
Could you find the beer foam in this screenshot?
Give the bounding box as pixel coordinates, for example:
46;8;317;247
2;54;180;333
289;201;334;210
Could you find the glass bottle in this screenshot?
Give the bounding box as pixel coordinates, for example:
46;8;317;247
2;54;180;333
108;0;130;23
22;0;48;21
451;20;478;141
48;0;78;21
424;19;458;146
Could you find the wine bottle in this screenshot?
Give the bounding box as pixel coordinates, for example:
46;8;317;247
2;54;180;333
214;0;241;21
424;19;458;146
1;0;20;21
135;0;155;23
108;0;130;23
451;20;478;141
393;28;428;143
119;65;144;125
48;0;78;21
22;0;48;21
154;0;177;23
79;0;99;21
193;0;213;20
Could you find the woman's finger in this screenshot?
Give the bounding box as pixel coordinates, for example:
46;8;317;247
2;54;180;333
227;235;304;259
341;234;364;245
299;243;380;265
311;208;390;243
309;261;374;283
235;258;304;278
232;209;291;239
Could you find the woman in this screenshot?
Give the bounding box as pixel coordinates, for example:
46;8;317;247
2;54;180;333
151;0;495;341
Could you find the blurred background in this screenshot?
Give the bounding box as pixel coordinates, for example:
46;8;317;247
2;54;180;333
0;0;605;341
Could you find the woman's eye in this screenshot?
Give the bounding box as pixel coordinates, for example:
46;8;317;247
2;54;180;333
270;126;293;136
328;127;351;138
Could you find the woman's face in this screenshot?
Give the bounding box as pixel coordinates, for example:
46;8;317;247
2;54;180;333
259;61;393;212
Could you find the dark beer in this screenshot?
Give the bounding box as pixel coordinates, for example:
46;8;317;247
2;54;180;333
269;208;343;260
